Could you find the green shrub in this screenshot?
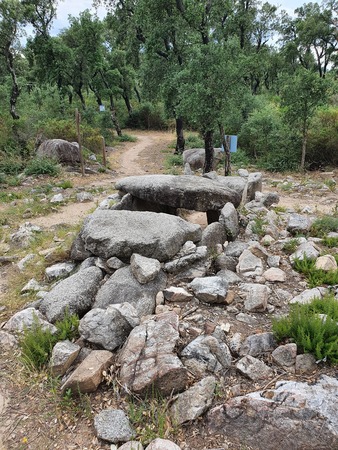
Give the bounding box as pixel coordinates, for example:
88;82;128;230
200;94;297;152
293;255;338;288
19;311;79;371
282;238;300;254
24;157;60;176
127;388;172;445
0;155;25;175
272;295;338;363
185;133;204;148
57;180;73;189
230;148;251;167
310;216;338;237
307;107;338;166
164;153;183;171
322;236;338;248
126;102;168;130
114;134;137;142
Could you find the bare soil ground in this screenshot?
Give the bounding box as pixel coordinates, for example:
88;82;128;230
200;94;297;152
0;131;337;450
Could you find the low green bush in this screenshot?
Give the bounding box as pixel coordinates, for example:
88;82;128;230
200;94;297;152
114;134;137;142
19;312;79;370
125;102;169;130
24;157;60;176
322;236;338;248
185;133;204;148
293;255;338;288
310;216;338;237
272;295;338;364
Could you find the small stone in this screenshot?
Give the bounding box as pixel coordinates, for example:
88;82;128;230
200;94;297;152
0;330;18;348
315;255;337;271
240;332;277;357
295;353;317;374
50;340;81;376
106;256;126;270
45;262;76;281
76;192;94;202
242;283;269;312
17;253;36;271
290;287;328;305
118;442;144;450
236;313;259;326
156;291;165;305
267;255;280;268
290;242;320;263
271;343;297;371
21;278;44;294
163;286;193;302
50;193;64;203
61;350;113;395
94;409;135;443
236;250;263;277
263;268;286;282
130;253;161;284
236;355;273;381
146;438;181;450
261;235;274;246
189;276;228;304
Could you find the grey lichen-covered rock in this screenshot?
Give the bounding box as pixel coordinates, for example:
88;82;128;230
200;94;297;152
290;242;320;263
170;376;216;425
183;148;223;171
290;287;328;305
236;355;273;381
39;267;103;323
225;241;249;257
241;283;269;312
10;223;42;248
80;210;202;262
207;375;338;450
181;335;232;377
146;438;182;450
70;234;93;261
0;330;18;348
50;193;64;203
94;409;135;443
240;332;277;357
76;191;94;202
94;266;166;317
163;246;208;274
295;353;317;374
4;307;57;334
115;174;242;210
189;276;228;304
118;312;189;396
219;202;239;241
236;250;264;277
201;222;225;250
45;262;76;281
50;340;81;376
271;343;297;371
21;278;44;294
37;139;80;165
287;213;312;235
79;303;140;351
130;253;161;284
216;269;242;284
246;172;262;202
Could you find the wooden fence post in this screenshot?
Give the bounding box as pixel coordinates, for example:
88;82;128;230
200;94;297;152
75;108;85;177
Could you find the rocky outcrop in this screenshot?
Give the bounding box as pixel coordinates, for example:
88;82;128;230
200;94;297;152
207;375;338;450
118;312;189;396
39;266;103;323
79;210;202;262
115;174;242;211
37;139;80;165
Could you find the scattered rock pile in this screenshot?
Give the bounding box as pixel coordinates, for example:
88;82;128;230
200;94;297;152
2;170;338;450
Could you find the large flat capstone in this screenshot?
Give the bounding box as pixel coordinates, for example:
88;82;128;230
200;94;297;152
80;210;202;262
115;175;242;210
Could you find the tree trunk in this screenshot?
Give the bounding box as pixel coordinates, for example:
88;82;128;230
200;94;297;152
203;130;214;174
123;94;133;117
109;94;122;136
219;124;231;176
5;45;20;119
76;88;86;110
134;87;141;103
175;117;185;154
300;126;307;172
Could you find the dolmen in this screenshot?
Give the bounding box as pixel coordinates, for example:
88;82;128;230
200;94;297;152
114;174;262;223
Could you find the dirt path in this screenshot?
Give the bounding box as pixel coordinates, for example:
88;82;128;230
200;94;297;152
28;131;174;229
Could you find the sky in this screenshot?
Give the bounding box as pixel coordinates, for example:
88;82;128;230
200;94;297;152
50;0;308;35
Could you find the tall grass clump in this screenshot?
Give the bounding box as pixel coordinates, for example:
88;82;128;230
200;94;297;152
19;311;79;371
272;295;338;364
